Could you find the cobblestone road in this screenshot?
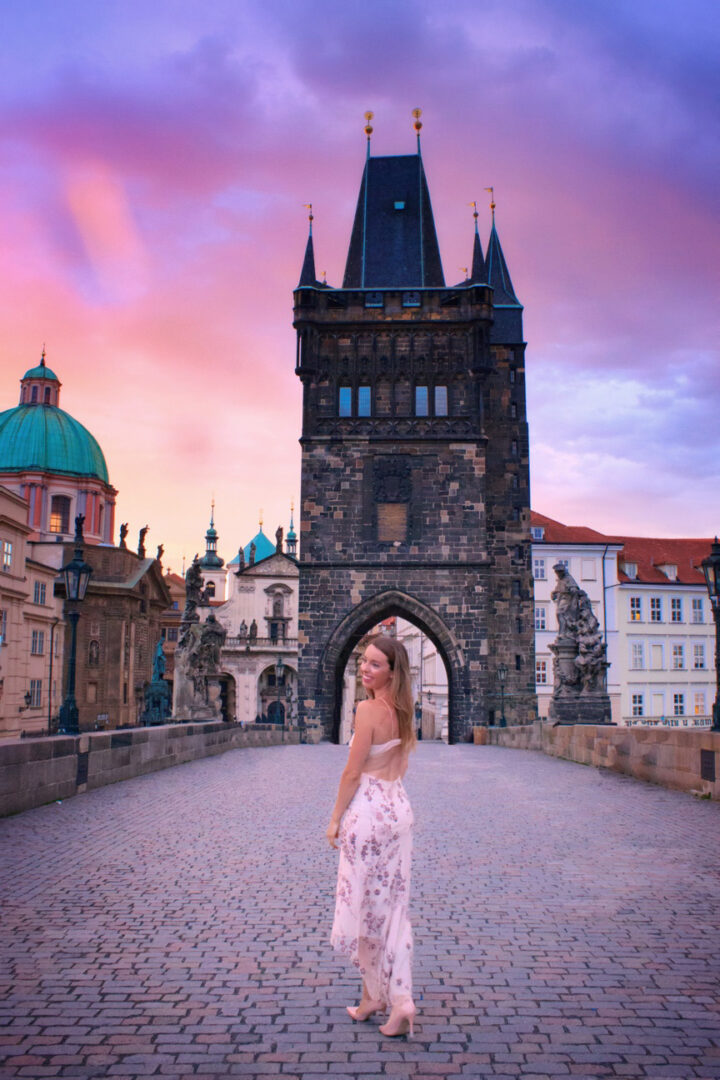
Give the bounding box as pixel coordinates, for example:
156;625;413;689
1;743;719;1080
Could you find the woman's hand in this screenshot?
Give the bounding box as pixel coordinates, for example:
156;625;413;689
326;818;340;849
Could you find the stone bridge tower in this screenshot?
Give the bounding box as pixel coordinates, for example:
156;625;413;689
294;125;536;741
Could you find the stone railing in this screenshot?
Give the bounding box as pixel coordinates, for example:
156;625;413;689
483;721;720;800
224;637;298;649
0;722;299;818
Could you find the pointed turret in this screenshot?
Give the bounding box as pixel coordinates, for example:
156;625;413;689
483;193;523;344
298;205;318;287
198;501;224;569
468;204;486;285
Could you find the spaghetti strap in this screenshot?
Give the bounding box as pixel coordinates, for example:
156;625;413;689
376;696;398;741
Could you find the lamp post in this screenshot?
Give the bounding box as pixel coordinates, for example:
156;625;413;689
497;663;508;728
58;518;93;736
701;537;720;732
276;654;284;726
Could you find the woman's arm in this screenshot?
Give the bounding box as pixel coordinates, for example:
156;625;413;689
326;703;376;848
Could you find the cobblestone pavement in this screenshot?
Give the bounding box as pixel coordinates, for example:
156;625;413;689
1;744;719;1080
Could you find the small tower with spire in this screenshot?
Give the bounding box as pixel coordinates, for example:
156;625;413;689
285;502;298;557
197;501;226;601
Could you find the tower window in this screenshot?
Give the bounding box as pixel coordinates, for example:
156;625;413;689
510;402;518;419
415;385;429;416
44;387;51;403
31;386;38;403
357;386;371;416
434;386;448;416
49;495;71;534
338;386;352;417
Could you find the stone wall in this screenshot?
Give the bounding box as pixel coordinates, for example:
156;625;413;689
0;723;299;817
486;722;720;799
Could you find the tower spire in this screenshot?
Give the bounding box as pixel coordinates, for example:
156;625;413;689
364;111;373;160
484;190;519;305
298;204;317;287
468;201;486;284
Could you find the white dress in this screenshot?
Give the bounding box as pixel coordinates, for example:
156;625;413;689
331;738;414;1005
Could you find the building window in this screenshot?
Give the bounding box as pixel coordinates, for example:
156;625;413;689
510;401;518;419
511;439;518;456
31;385;38;403
338;386;352;417
694;692;706;716
515;654;522;671
509;367;516;384
673;693;685;717
631;643;644;670
30;679;42;707
357;386;371;416
534;606;546;631
166;627;179;642
511;579;521;598
434;385;448;416
0;608;7;644
49;495;71;534
671;598;683;623
692;597;704;624
631;693;644;717
693;643;705;670
88;640;100;667
33;581;47;605
512;475;520;491
650;597;662;622
622;561;638;579
415;385;429;416
629;597;642;622
2;540;12;571
533;558;546;580
536;659;548;685
672;644;685;670
30;630;45;656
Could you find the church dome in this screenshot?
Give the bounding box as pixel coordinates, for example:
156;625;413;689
227;525;276;566
0;404;109;483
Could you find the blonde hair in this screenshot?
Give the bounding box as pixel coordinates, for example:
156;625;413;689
362;634;417;751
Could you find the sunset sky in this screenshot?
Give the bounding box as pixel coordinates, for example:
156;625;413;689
1;0;718;573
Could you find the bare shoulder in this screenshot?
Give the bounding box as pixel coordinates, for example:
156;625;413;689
356;699;386;721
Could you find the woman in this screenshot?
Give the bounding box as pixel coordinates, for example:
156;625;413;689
326;635;417;1037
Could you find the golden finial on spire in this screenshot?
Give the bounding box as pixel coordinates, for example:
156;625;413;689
412;107;423;133
364;111;374;138
469;200;479;225
484;186;496;215
41;343;46;366
322;270;327;284
303;203;313;225
259;509;263;529
460;267;469;280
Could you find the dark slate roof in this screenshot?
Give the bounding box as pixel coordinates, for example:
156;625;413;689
343;154;445;288
298;231;317;287
485;220;520;305
469;227;486;284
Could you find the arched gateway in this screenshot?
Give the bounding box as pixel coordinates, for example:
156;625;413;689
294;132;537;741
320;590;462;743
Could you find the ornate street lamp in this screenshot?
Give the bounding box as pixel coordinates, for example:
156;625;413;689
701;537;720;732
497;663;508;728
275;655;285;726
58;517;93;736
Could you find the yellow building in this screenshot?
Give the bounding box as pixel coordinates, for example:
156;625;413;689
0;484;64;738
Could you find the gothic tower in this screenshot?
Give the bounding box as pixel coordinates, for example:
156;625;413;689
294;122;535;741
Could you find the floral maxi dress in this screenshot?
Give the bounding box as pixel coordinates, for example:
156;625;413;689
331;738;414;1006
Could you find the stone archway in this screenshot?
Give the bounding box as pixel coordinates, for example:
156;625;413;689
317;589;468;744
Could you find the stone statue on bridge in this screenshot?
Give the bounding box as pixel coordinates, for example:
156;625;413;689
548;562;612;725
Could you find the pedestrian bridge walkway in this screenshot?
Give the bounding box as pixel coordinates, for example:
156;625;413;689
1;744;719;1080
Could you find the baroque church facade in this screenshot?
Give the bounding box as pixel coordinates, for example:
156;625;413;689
294;126;536;741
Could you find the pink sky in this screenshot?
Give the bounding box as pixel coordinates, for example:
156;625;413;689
1;0;718;572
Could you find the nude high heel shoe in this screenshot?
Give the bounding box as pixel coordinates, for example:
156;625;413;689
379;999;415;1037
347;999;383;1022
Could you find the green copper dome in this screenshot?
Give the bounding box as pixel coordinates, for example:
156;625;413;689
23;364;60;381
0;404;109;483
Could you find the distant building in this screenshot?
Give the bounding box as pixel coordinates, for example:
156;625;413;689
0;352;117;545
0;484;64;738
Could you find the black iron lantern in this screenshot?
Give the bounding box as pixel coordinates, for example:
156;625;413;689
497;663;508;728
62;547;93;602
701;537;720;732
701;537;720;611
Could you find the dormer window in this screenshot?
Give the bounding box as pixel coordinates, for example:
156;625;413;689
622;561;638;579
658;563;677;581
530;526;545;541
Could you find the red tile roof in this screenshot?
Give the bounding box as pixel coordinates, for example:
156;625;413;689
531;512;712;586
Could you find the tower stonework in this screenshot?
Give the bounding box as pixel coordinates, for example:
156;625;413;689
295;145;536;741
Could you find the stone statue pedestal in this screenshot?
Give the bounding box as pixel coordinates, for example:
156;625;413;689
549;694;613;726
172;674;222;723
